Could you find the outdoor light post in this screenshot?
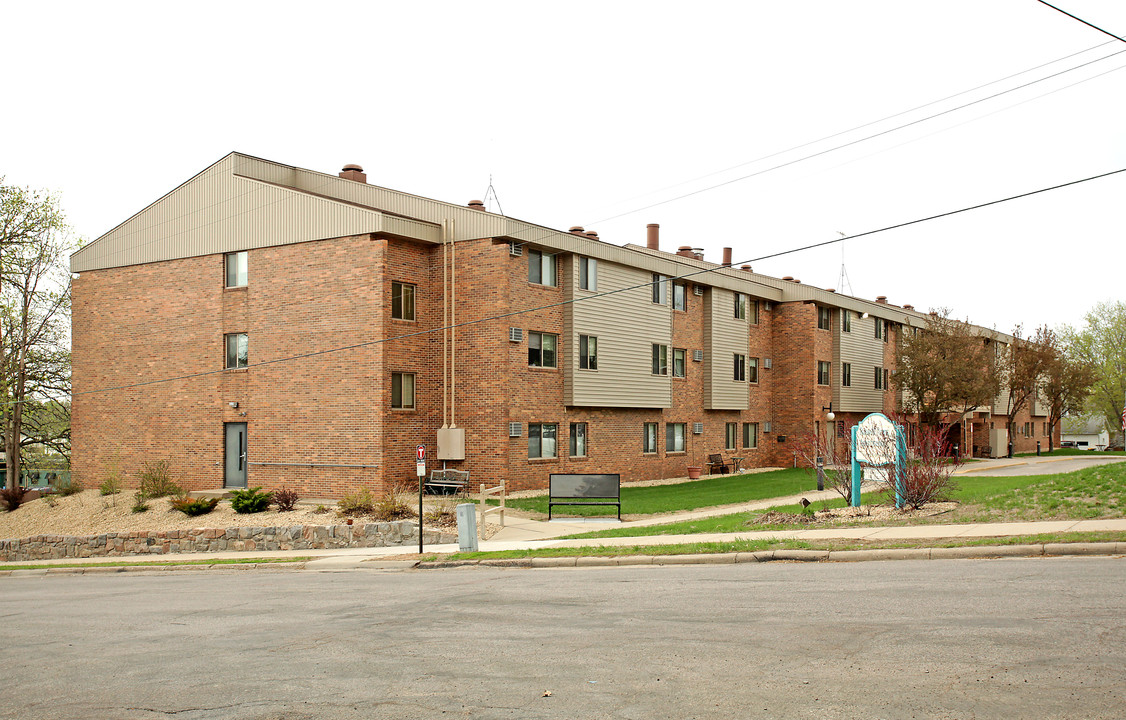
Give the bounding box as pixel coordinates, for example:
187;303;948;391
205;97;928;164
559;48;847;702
818;403;834;491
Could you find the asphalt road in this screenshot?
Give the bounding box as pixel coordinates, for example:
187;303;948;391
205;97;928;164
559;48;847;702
3;557;1124;719
966;456;1126;476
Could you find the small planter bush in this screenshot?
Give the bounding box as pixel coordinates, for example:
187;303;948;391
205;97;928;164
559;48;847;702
273;487;300;512
170;496;220;516
337;489;375;517
229;486;273;514
138;460;182;499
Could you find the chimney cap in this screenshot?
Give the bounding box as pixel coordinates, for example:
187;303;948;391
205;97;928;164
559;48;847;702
585;231;599;239
468;199;485;207
342;163;363;172
876;295;888;304
647;223;659;228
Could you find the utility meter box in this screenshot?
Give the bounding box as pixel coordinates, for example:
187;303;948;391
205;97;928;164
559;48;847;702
437;427;465;460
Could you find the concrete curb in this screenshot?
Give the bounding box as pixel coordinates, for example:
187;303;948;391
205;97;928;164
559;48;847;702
4;543;1123;578
414;542;1124;570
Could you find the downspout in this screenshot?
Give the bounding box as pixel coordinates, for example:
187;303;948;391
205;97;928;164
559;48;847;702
449;219;457;429
441;221;449;429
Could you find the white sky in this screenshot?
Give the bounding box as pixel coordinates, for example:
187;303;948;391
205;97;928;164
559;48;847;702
3;0;1123;333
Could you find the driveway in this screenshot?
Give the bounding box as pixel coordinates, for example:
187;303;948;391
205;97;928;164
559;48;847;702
958;455;1126;476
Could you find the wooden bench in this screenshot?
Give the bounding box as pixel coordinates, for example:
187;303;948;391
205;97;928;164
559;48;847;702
424;469;470;495
548;473;621;521
706;453;731;474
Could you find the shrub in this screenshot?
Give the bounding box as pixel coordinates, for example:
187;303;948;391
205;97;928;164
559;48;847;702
170;495;220;516
56;476;84;497
424;498;457;525
313;504;329;514
131;491;150;513
0;486;27;512
229;486;273;514
337;488;375;517
100;475;122;496
138;460;182;499
374;486;415;521
273;487;300;512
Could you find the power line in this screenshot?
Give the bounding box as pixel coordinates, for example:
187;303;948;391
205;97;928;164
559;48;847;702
586;47;1126;227
1035;1;1126;43
60;166;1126;401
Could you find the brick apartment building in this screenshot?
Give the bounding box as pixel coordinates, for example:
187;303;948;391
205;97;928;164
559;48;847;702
70;153;1055;496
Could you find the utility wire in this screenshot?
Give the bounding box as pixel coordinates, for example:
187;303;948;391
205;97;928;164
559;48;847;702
58;166;1126;401
586;47;1126;226
1035;1;1126;43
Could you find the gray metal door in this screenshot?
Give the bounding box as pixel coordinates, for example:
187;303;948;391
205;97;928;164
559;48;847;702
224;423;248;488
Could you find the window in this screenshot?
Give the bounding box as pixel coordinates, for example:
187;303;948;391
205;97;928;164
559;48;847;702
818;306;831;330
734;292;747;320
749;299;759;324
734;354;746;382
391;372;415;409
391;282;416;321
652;274;668;304
569;422;587;457
666;423;686;452
643;422;658;453
673;282;687;311
747;357;759;383
529;332;557;368
528;423;558;458
884;368;890;390
652;344;668;375
842;362;852;388
842;310;851;333
578;257;597;291
224;333;248;369
528;249;557;286
725;422;738;450
579;335;597;370
743;422;758;449
225;251;247;288
818;360;831;386
673;348;686;378
875;365;884;390
875;317;887;341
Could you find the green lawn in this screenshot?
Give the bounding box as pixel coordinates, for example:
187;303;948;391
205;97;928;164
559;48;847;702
561;462;1126;540
504;468;819;517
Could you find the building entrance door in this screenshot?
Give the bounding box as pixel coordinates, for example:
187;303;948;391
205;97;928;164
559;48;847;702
224;423;248;488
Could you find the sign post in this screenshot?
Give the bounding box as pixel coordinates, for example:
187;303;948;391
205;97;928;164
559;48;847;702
851;413;907;509
416;445;426;554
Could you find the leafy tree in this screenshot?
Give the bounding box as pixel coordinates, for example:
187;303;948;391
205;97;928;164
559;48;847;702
893;309;1000;430
1;179;74;492
1064;301;1126;447
1041;339;1096;452
998;325;1054;457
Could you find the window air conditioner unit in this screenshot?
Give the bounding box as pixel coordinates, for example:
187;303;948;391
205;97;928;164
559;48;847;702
763;358;772;369
693;285;704;296
693;422;704;435
509;242;523;257
763;421;772;433
509;422;523;438
509;327;523;342
692;350;703;362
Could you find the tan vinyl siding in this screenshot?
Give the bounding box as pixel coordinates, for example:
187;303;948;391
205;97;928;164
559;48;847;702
566;259;672;408
71;155;395;272
703;288;749;410
835;310;885;413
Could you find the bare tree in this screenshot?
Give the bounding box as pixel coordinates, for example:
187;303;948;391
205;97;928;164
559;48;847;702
893;308;1000;430
1;180;73;492
1041;337;1096;452
790;425;856;505
998;325;1054;457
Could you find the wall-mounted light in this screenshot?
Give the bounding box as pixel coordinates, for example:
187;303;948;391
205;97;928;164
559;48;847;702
228;401;239;409
822;402;835;421
861;312;870;319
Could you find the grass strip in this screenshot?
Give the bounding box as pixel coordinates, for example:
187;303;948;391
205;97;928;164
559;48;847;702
1;556;313;571
439;530;1126;561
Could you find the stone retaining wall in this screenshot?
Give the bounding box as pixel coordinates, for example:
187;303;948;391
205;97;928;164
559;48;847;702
0;522;457;562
